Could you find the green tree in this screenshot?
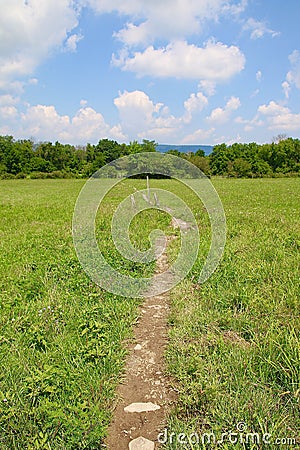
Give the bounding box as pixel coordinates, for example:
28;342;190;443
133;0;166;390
5;139;34;174
127;141;143;154
233;158;252;177
166;149;182;157
141;139;157;152
195;148;205;157
209;143;229;175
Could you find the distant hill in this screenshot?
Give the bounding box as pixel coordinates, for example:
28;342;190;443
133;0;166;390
157;144;213;155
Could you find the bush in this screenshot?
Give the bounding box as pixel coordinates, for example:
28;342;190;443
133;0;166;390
29;171;77;179
29;171;48;179
0;173;16;179
15;172;27;179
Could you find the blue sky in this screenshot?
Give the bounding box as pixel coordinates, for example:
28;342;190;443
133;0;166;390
0;0;300;145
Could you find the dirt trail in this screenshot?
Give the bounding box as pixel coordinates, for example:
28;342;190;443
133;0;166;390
105;238;177;449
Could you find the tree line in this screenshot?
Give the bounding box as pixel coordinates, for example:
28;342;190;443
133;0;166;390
0;135;299;179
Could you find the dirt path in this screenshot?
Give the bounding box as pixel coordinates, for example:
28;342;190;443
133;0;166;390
105;238;177;449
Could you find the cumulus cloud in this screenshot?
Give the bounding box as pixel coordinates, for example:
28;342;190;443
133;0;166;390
0;0;79;88
114;90;163;134
183;92;208;122
184;92;208;113
64;33;83;52
113;40;245;83
113;90;181;140
0;94;20;121
283;50;300;98
181;127;215;144
21;105;71;140
113;89;212;141
198;80;216;96
0;106;18;120
0;94;20;106
258;101;289;116
109;124;127;141
207;96;241;123
257;100;300;131
1;88;212;144
70;107;111;141
17;104;117;144
85;0;247;45
243;18;280;39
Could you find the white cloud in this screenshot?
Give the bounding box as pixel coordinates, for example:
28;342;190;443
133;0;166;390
86;0;247;45
80;0;144;15
183;92;208;122
1;89;212;144
222;0;248;17
226;96;241;110
113;40;245;83
256;70;262;82
287;50;300;89
28;78;38;85
114;90;163;135
21;105;71;140
258;101;289;116
251;89;260;98
17;90;188;144
109;124;127;141
0;0;79;88
234;114;263;132
243;18;280;39
0;94;20;106
225;134;242;145
198;80;216;96
283;50;300;97
64;33;83;52
18;104;116;144
113;89;212;141
181;127;215;144
0;106;18;120
282;81;290;99
113;90;181;140
3;81;25;95
257;100;300;131
70;107;110;141
207;96;241;123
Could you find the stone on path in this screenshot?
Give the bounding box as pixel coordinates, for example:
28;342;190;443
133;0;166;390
134;344;142;351
129;436;155;450
124;402;160;413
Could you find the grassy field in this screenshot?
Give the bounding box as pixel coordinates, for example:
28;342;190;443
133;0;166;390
165;178;300;449
0;179;169;449
0;178;299;449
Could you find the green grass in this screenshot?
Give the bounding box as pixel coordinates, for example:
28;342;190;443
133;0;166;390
0;179;169;449
0;178;299;449
165;178;300;449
